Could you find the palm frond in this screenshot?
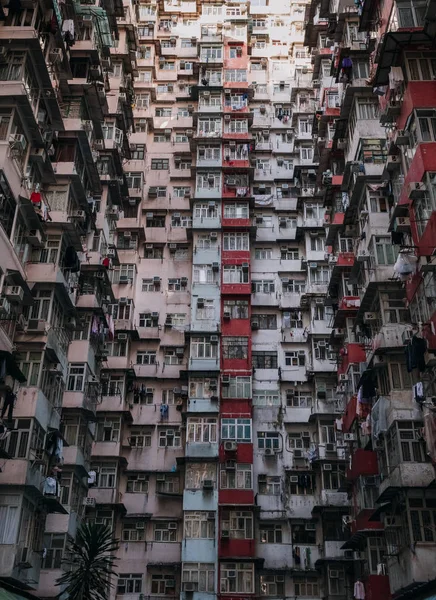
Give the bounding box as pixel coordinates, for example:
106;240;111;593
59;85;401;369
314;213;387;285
56;523;119;600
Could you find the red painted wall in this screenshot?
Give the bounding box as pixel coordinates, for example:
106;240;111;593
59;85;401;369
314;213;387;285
219;489;255;506
220;442;253;462
219;399;252;416
397;81;436;130
219;538;255;558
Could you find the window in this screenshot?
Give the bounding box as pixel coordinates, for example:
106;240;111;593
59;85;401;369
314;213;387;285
189;378;218;399
125;172;143;189
182;563;215;592
328;567;345;595
252;314;277;329
260;574;285;596
221;376;252;399
252;280;274;293
225;119;249;133
154;521;177;542
257;432;280;452
310;236;325;252
186;464;217;491
220;463;252;489
223;265;249;284
184;512;215;539
407;496;436;542
151;158;169;170
136;351;156;365
289;473;316;494
174;186;191;198
252;351;278;369
128;428;152;446
223;233;249;251
196;234;213;250
187;417;217;443
314;339;335;361
260;524;282;543
142;278;157;292
117;574;142;595
0;495;20;544
112;264;135;283
197;173;220;189
225;69;248;82
286;391;312;408
223;300;249;319
323;464;346;490
94;463;117;488
171;214;191;227
406;53;436;80
191;337;218;359
373;236;396;265
151;574;177;594
196;298;215;319
193;264;214;284
310;266;330;284
255;248;273;260
222;510;253;539
259;475;281;495
285;351;306;366
220;563;254;593
300;147;313;161
356;98;379;120
294;577;319;597
67;363;86;391
96;418;121;442
252;390;280;407
42;534;66;569
168;278;183;291
122;522;145;542
221;418;252;442
159;428;181;447
156;474;179;494
396;1;426;27
222;337;249;359
224;203;249;218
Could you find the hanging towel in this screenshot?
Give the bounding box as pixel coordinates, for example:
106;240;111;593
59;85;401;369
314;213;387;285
354;580;365;600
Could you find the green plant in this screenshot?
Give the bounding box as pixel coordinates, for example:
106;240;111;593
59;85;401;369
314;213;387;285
56;523;119;600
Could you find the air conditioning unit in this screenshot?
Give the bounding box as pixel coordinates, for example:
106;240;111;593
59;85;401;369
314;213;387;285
294;449;304;459
386;155;400;171
385;516;400;527
197;298;204;308
117;333;128;341
4;286;24;303
224;441;237;452
83;497;96;507
71;210;86;222
210;232;218;240
339;374;349;382
364;312;377;322
225;460;236;470
302;431;310;438
203;479;214;490
323;463;332;471
183;582;197;592
357;252;369;262
343;433;355;441
395;216;411;232
325;443;336;453
27;319;46;333
265;448;275;456
221;529;230;538
9;134;26;151
251;320;259;330
153;276;161;284
290;476;299;483
26;229;43;247
119;276;129;284
210;335;219;344
394;129;410;146
222;375;230;385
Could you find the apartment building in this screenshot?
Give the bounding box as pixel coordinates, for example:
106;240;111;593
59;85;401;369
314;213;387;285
1;0;435;599
304;0;436;597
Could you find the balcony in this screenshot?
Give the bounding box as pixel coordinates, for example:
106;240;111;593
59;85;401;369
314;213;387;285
338;343;366;376
186;441;219;459
88;488;125;506
219;538;255;558
346;449;378;481
378;462;435;500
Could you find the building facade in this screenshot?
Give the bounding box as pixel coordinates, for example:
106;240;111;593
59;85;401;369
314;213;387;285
0;0;435;599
